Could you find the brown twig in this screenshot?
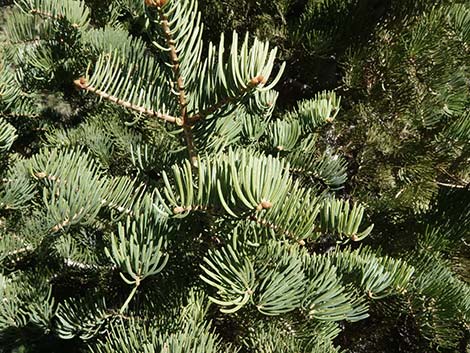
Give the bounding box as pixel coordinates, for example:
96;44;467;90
30;9;59;20
74;78;178;124
30;8;80;28
157;8;198;166
172;204;210;215
248;214;304;244
8;37;42;46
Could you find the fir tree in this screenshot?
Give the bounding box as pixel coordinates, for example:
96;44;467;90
0;1;468;353
200;2;470;350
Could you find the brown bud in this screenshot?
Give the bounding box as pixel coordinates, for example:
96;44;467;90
256;200;273;211
276;145;284;151
35;172;47;179
261;200;272;209
145;0;168;7
298;239;306;246
249;75;267;86
325;117;334;123
351;234;359;242
173;206;185;214
74;77;87;89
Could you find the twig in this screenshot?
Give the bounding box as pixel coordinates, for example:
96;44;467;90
158;8;197;166
74;78;178;124
30;9;59;20
4;246;33;258
436;181;469;189
8;37;42;46
248;214;304;245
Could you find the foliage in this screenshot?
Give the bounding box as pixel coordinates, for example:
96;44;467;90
200;2;470;350
0;0;468;353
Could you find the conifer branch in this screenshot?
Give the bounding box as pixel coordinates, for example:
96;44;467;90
73;78;178;124
156;5;197;166
172;204;210;215
63;259;117;271
189;76;266;124
2;110;40;120
437;167;469;189
436;181;469;189
102;200;133;215
63;259;99;270
4;246;34;258
8;37;42;46
29;9;80;28
30;9;60;20
51;210;84;232
248;214;303;243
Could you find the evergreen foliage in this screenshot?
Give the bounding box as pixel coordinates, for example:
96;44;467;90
0;0;468;353
201;0;470;210
200;2;470;351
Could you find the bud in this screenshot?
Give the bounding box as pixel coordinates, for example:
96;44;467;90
145;0;168;7
261;200;273;209
249;75;267;86
173;206;185;214
35;172;47;179
74;77;87;89
351;234;359;242
256;200;273;211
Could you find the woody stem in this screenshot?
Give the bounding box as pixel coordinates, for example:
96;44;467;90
158;9;198;167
